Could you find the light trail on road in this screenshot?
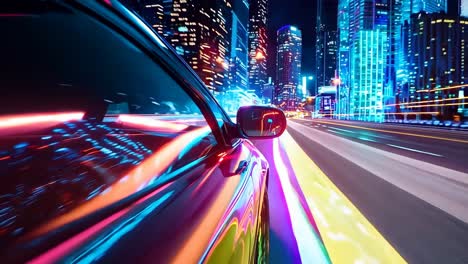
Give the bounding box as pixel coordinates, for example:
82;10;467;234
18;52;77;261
310;119;468;144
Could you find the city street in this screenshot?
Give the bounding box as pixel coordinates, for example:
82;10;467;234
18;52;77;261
255;119;468;264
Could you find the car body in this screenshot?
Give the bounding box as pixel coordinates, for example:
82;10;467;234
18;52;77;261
0;1;286;263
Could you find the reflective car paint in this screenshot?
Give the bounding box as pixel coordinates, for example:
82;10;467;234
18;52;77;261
0;1;270;263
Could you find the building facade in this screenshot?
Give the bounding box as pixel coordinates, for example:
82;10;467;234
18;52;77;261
228;0;250;91
404;12;468;120
316;31;338;91
248;0;269;97
169;0;231;93
337;0;389;122
120;0;173;38
316;0;338;93
275;26;302;110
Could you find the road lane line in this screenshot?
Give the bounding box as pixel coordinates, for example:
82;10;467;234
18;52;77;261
280;132;406;264
328;127;355;133
272;138;331;264
358;136;377;142
288;121;468;223
387;144;443;157
327;129;347;136
307;120;468;144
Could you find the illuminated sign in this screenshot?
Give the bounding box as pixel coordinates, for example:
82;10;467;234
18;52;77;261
318;86;337;94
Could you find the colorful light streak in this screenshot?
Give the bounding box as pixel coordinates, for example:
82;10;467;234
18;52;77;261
416;84;468;93
118;114;188;132
312;120;468;144
385;96;468;107
280;131;406;263
406;102;468;109
29;125;212;238
0;112;84;129
272;138;331;264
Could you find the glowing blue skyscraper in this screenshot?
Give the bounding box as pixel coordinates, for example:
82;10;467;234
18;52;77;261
275;26;302;110
337;0;389;122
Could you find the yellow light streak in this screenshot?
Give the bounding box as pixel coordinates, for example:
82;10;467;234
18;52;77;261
406;102;468;109
281;132;407;264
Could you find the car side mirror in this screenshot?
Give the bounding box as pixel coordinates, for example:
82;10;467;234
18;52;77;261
237;106;287;139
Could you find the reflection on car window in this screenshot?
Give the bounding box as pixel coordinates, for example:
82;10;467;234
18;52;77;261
0;7;216;247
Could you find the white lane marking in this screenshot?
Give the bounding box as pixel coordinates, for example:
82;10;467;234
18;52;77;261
327;129;347;136
358;137;377;142
386;144;443;157
289;121;468;223
329;126;355;134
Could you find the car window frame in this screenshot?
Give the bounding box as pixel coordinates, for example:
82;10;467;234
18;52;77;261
0;2;234;260
73;0;236;148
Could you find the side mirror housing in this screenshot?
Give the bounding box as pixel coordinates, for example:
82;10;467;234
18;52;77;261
237;106;287;139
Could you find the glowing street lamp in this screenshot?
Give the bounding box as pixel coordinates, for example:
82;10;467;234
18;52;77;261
332;78;341;86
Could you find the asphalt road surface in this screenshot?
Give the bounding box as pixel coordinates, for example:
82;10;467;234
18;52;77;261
255;118;468;264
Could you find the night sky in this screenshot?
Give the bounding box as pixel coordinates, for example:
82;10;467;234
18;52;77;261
267;0;318;78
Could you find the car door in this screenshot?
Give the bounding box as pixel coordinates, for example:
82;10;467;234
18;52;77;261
0;1;264;263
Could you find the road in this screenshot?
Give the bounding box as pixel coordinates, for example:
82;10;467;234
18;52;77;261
254;118;468;264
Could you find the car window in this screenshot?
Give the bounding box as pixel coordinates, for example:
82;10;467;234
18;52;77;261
0;5;217;246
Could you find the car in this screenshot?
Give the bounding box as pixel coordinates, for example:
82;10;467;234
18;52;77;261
0;1;287;263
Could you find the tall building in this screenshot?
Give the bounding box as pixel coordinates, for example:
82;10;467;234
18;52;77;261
248;0;269;97
399;0;448;105
316;31;338;91
336;0;351;116
120;0;173;38
387;0;403;110
337;0;389;122
228;0;250;91
275;25;302;110
121;0;232;93
404;12;468;120
170;0;231;93
316;0;338;92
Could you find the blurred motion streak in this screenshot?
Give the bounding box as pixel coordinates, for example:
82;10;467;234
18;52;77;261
272;138;331;264
117;114;188;132
311;120;468;144
174;176;241;263
29;187;174;264
0;112;84;132
29;125;211;238
280;132;406;263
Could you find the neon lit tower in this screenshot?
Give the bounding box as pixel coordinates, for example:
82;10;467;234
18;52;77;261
248;0;269;97
316;0;338;93
337;0;389;122
170;0;230;93
228;0;250;92
275;25;302;110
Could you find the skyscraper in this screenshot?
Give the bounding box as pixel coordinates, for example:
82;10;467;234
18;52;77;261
169;0;231;93
404;12;468;120
337;0;389;122
316;31;338;91
248;0;269;97
275;26;302;110
120;0;173;38
399;0;448;105
316;0;338;92
336;0;351;116
228;0;250;91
